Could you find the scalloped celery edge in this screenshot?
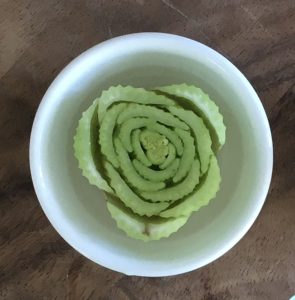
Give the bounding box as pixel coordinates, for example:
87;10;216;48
156;84;226;152
73;99;113;194
106;195;189;242
97;85;175;123
160;155;221;218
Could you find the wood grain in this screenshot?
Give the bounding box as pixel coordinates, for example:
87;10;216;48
0;0;294;299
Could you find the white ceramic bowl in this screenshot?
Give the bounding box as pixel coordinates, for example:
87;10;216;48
30;33;273;277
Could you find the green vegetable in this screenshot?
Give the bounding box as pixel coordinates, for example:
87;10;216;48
74;84;226;241
156;84;226;152
97;86;175;123
160;156;221;218
168;106;211;175
133;158;180;183
106;196;189;242
73;100;113;193
114;138;165;192
105;162;170;217
140;160;200;202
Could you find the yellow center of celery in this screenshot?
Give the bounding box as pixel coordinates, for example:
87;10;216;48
140;130;169;165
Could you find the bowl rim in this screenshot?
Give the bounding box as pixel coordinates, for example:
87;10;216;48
30;32;273;277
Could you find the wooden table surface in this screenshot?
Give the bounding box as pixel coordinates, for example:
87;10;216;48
1;1;294;299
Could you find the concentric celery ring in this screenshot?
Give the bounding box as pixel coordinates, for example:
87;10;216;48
74;85;226;241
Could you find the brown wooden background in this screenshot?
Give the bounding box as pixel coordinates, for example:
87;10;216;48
0;0;294;299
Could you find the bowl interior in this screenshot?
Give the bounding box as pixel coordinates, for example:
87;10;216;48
31;34;272;276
